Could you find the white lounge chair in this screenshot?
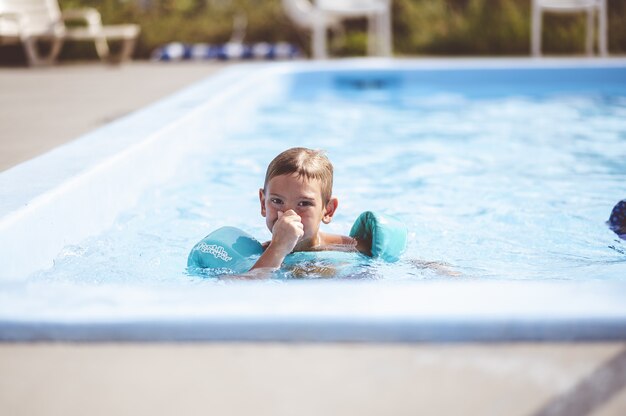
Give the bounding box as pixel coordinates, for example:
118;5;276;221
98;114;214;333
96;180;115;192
282;0;392;59
531;0;608;56
0;0;140;66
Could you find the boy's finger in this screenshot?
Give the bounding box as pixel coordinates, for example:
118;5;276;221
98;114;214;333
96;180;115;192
277;211;284;219
283;210;302;221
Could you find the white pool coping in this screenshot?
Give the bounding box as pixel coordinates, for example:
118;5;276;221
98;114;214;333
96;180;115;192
1;58;625;342
1;278;626;342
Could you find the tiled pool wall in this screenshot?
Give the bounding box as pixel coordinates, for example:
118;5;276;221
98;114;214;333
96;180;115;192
286;58;626;96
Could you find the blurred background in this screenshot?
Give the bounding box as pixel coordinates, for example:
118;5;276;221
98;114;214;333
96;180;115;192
1;0;626;65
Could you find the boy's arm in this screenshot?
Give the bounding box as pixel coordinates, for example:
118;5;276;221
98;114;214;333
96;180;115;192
354;237;372;257
410;259;462;277
250;243;291;269
324;234;371;256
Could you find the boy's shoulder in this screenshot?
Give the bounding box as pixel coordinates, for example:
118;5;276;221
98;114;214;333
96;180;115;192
321;232;355;246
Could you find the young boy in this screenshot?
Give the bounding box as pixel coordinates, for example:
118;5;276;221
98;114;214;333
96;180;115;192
187;147;459;277
251;147;369;270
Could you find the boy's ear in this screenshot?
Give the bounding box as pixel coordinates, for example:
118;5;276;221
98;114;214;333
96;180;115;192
259;188;266;217
322;197;338;224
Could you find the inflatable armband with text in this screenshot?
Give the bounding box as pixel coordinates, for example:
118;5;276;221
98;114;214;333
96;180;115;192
187;226;263;274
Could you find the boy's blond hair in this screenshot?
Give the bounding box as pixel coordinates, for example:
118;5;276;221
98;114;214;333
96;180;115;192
264;147;333;203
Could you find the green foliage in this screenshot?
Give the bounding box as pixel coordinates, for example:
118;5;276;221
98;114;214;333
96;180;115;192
42;0;626;60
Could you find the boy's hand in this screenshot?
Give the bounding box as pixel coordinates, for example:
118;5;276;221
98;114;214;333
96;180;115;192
249;210;304;271
270;210;304;255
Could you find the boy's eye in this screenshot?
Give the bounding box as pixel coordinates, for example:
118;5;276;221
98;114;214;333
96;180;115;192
270;198;283;205
298;201;314;207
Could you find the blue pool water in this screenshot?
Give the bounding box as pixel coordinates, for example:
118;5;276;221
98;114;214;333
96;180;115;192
26;66;626;283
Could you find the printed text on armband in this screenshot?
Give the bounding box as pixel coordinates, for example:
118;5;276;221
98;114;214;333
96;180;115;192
197;242;232;262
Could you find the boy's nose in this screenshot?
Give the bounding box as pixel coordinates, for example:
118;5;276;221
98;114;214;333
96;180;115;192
283;206;302;216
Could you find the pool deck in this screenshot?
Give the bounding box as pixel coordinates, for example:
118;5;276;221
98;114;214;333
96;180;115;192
1;60;626;416
0;61;228;172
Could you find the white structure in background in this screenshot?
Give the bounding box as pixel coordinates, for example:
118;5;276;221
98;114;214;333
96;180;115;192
531;0;608;56
0;0;140;65
282;0;392;59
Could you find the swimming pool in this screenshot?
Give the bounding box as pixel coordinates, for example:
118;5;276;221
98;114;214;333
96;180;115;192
1;59;626;341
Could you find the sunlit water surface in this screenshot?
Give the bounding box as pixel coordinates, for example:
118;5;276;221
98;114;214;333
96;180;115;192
25;74;626;285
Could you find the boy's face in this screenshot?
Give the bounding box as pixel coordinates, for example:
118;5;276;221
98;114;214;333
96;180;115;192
259;173;336;244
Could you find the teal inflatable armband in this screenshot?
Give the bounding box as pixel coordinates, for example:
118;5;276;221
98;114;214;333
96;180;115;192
187;226;264;274
187;212;406;275
349;211;407;262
